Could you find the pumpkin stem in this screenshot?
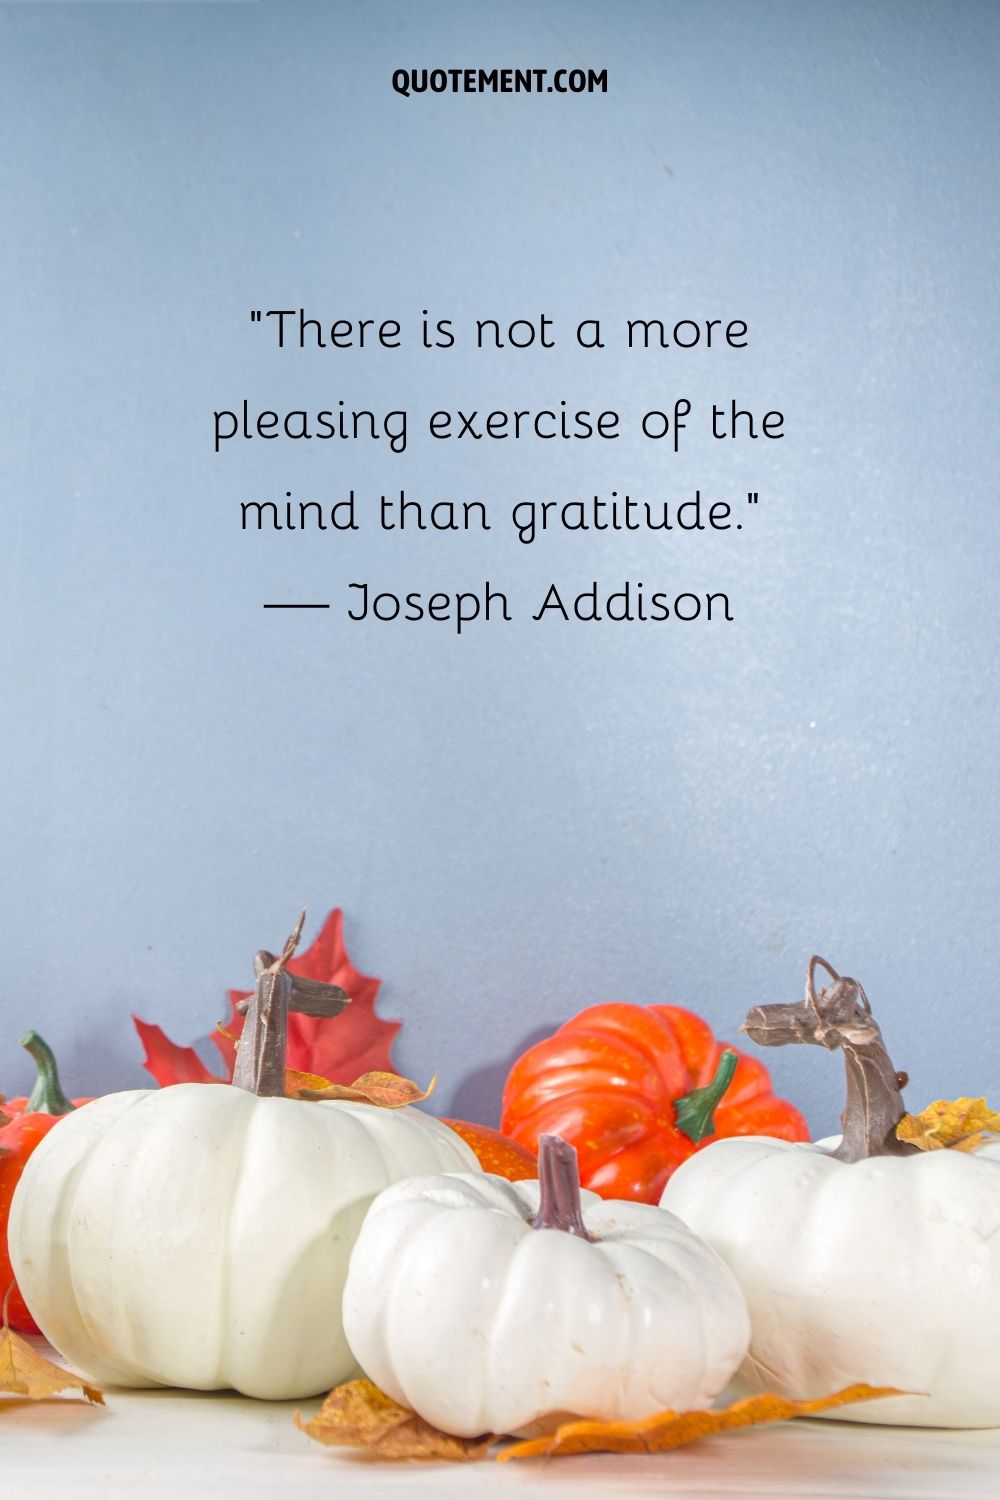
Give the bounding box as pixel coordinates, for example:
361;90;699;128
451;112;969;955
674;1049;739;1144
20;1032;75;1117
531;1134;593;1239
231;911;351;1098
742;955;917;1162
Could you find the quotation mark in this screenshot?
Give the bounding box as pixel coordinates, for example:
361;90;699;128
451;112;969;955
737;492;759;530
250;309;262;323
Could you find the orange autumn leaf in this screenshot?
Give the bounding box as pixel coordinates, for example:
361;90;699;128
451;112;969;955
296;1378;902;1464
0;1327;104;1405
284;1068;338;1095
219;1036;433;1107
897;1097;1000;1152
294;1070;437;1108
213;1033;350;1102
297;1379;491;1461
498;1383;905;1461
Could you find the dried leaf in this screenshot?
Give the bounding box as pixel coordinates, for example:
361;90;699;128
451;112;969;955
952;1131;1000;1154
297;1379;901;1465
296;1071;437;1108
135;909;400;1087
297;1379;492;1461
897;1097;1000;1151
0;1328;104;1405
498;1383;904;1460
285;1068;336;1095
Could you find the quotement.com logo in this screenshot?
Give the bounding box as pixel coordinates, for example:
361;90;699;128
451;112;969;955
392;67;608;97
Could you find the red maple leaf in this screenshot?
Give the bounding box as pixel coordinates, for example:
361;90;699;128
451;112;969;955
134;910;400;1087
134;1019;223;1084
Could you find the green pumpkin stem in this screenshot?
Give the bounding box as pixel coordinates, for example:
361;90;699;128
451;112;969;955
20;1031;76;1117
674;1049;739;1144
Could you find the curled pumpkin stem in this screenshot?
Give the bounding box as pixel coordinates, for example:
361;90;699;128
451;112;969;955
743;956;917;1162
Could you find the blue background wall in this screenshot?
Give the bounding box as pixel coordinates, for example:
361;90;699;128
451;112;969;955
2;0;998;1132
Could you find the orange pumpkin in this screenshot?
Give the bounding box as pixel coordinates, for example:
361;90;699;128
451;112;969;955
501;1003;809;1203
1;1033;90;1332
439;1119;537;1181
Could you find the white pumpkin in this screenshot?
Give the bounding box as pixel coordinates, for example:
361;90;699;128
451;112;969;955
342;1135;751;1437
662;1133;1000;1428
9;1083;477;1400
660;956;1000;1428
7;921;478;1401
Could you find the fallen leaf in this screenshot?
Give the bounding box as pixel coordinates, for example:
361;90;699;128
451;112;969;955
295;1071;437;1108
285;1067;337;1095
498;1383;904;1460
897;1097;1000;1151
134;909;401;1087
297;1379;492;1461
296;1379;902;1464
952;1131;1000;1154
0;1328;104;1405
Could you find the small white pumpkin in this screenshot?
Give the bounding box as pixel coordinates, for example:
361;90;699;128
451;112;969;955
661;957;1000;1428
8;922;478;1401
342;1134;751;1437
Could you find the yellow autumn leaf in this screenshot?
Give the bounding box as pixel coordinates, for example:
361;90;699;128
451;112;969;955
498;1383;905;1460
897;1097;1000;1151
952;1132;1000;1154
0;1327;104;1405
294;1071;438;1108
297;1379;491;1460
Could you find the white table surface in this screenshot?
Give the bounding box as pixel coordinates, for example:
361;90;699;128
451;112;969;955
6;1350;1000;1500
